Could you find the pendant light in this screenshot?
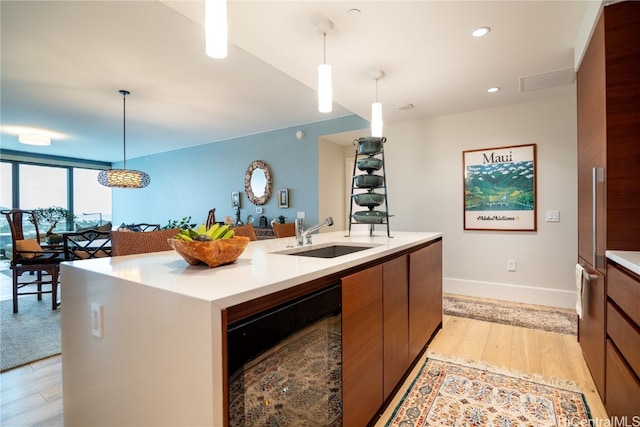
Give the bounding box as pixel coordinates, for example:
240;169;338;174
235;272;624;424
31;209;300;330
370;70;385;137
316;19;334;113
18;134;51;146
205;0;228;58
98;90;151;189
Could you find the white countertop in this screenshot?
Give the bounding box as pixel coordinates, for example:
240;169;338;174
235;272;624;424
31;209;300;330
606;250;640;276
61;230;441;308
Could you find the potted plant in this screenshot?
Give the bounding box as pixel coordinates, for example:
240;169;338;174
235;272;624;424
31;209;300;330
163;216;196;230
31;206;75;243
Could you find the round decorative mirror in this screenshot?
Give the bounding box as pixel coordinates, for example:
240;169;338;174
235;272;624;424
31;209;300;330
244;160;273;205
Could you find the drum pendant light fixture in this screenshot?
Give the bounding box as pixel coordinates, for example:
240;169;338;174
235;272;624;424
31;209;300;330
370;70;385;137
205;0;227;58
98;90;151;189
316;19;334;113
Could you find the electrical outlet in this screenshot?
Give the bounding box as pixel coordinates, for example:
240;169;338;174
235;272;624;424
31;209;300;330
507;259;516;272
91;303;103;338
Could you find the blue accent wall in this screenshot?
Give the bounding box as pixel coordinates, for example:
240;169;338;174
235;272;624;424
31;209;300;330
112;115;368;228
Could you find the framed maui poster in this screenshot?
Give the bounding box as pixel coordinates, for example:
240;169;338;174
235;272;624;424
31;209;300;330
463;144;537;231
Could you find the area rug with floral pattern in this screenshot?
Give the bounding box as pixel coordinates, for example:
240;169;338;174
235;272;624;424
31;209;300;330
443;294;578;335
385;353;592;427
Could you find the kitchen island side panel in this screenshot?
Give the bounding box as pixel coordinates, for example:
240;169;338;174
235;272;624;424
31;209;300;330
61;264;223;426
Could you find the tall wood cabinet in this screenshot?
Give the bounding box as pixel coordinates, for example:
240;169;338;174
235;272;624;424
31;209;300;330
577;0;640;404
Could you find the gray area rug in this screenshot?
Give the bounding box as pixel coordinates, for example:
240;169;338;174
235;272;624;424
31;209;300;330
1;297;61;372
443;294;577;335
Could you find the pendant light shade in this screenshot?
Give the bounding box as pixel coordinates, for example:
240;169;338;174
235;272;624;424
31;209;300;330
316;20;334;113
370;70;385;137
97;169;150;188
205;0;228;59
318;63;332;113
98;90;150;189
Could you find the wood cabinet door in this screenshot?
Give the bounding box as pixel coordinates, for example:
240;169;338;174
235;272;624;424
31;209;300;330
577;263;606;399
383;255;409;400
577;13;606;269
409;240;443;360
342;265;383;427
606;340;640;418
602;2;640;250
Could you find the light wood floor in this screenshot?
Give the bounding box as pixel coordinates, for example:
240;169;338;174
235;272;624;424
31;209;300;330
1;266;606;426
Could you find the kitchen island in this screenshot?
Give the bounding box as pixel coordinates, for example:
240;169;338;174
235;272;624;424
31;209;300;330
61;230;442;426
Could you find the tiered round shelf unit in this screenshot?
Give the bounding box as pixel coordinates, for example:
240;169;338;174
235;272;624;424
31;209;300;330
347;136;391;237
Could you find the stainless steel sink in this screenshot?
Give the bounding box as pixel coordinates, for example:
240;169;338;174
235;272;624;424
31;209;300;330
275;243;379;258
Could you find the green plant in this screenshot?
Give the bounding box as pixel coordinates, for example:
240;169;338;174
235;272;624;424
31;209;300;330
163;216;196;230
30;206;75;235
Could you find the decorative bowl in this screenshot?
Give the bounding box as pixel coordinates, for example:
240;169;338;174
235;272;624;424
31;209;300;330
354;174;384;188
356;157;383;173
353;192;385;207
167;236;250;268
354;136;386;155
353;210;389;224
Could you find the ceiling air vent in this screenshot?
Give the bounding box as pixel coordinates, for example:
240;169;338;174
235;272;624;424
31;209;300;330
519;68;575;92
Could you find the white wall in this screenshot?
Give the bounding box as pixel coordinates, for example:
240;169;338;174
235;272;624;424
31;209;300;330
318;138;346;231
380;95;578;308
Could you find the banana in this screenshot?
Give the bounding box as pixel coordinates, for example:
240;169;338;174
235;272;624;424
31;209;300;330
218;228;234;239
195;224;207;235
174;223;236;241
206;223;220;238
210;224;229;240
175;230;194;241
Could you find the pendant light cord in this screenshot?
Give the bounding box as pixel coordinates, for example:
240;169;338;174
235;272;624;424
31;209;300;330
120;89;130;170
323;32;327;64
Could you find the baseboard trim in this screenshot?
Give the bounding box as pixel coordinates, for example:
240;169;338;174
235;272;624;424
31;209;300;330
443;277;576;310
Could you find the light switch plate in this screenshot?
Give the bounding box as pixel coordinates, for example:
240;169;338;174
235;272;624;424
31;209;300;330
545;210;559;222
255;207;263;214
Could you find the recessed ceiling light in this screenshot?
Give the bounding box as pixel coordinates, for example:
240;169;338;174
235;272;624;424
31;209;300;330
347;8;361;16
472;27;491;37
18;134;51;146
398;103;414;111
487;87;500;93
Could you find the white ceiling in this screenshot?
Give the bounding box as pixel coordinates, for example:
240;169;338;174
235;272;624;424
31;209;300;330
1;1;592;163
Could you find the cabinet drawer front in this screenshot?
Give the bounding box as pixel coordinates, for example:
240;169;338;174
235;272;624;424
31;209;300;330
607;263;640;327
606;340;640;418
607;302;640;378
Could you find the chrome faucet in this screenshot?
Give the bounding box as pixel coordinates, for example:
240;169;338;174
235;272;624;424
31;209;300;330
295;218;305;246
299;216;334;245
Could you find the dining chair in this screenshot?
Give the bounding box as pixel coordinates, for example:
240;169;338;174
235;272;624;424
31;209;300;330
232;224;258;241
1;209;65;313
129;223;161;232
63;229;112;260
272;222;296;238
110;228;181;256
